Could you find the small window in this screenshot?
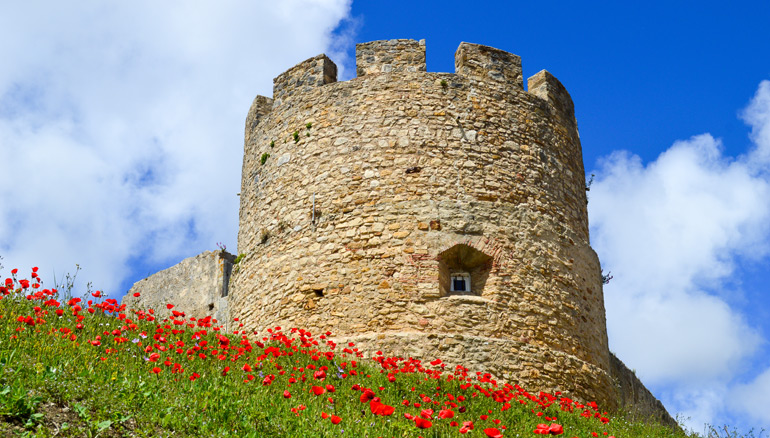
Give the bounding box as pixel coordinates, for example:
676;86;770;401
450;273;471;293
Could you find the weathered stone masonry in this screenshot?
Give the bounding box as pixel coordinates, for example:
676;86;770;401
123;39;676;426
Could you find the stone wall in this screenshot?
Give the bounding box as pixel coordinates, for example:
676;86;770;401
231;39;616;409
609;353;678;428
121;250;233;326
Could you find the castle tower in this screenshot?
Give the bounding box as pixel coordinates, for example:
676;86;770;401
231;39;619;407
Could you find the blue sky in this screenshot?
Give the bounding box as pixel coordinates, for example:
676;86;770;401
1;1;769;434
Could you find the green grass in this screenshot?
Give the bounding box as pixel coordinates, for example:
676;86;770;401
0;268;759;438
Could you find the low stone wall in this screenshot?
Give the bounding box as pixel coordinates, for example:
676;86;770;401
609;353;679;428
121;250;233;327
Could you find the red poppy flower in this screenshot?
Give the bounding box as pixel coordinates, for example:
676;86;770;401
166;304;174;309
484;428;502;438
150;367;161;374
330;415;341;424
548;424;564;435
359;389;375;403
283;390;291;399
438;409;455;419
311;386;325;396
369;400;395;416
414;418;432;429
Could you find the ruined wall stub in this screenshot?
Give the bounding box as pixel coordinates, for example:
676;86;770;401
122;250;232;326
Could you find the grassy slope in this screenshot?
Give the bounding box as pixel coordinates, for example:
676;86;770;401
0;269;743;438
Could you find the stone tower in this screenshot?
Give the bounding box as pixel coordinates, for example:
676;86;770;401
124;39;674;424
232;39;616;409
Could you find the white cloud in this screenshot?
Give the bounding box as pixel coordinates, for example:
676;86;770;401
0;1;353;292
589;80;770;429
743;80;770;166
729;366;770;426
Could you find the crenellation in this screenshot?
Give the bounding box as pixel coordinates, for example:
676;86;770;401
528;70;576;130
272;54;337;107
455;42;523;90
245;95;273;146
356;39;426;77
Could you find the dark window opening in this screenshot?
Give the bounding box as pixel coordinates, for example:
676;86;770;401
451;273;471;292
314;289;324;298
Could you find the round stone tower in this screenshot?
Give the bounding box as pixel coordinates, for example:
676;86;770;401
231;39;614;406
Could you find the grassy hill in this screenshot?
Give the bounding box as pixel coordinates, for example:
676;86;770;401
0;267;746;437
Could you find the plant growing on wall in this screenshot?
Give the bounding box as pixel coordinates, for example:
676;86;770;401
261;153;270;165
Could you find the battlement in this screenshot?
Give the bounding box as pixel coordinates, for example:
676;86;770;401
254;39;575;123
455;42;523;90
528;70;577;129
356;39;426;76
272;54;337;107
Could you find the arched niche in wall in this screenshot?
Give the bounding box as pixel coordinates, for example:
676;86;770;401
437;244;492;297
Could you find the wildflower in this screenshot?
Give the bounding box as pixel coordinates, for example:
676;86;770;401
369;400;395;416
534;423;564;435
438;409;455;419
330;415;342;424
414;417;432;429
548;424;564;434
484;428;502;438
